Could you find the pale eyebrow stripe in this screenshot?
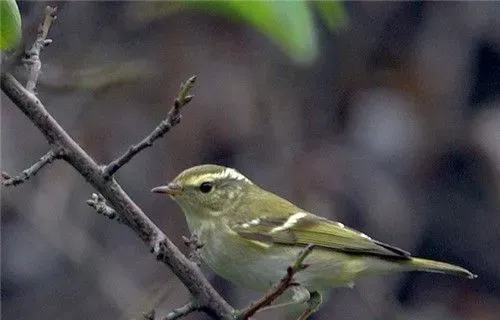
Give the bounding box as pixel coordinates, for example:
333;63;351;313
185;173;221;186
184;168;252;186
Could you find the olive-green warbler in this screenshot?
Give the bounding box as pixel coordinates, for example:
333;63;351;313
152;164;476;316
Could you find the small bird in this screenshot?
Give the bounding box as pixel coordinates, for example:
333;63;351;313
152;164;476;318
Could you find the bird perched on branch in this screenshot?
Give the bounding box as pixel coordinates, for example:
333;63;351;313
152;164;476;318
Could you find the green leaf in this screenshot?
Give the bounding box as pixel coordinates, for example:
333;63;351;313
0;0;22;51
188;0;318;65
313;1;348;31
226;1;318;65
130;1;349;65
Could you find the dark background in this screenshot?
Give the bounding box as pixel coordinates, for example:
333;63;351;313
2;2;499;319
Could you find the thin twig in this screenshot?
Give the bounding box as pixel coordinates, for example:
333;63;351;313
182;234;204;266
24;6;57;92
1;149;62;186
86;193;118;220
237;244;316;320
163;301;200;320
102;76;197;179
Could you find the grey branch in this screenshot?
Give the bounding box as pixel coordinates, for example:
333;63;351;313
237;244;316;320
24;6;57;92
86;193;118;220
1;72;235;319
163;301;200;320
102;76;196;179
2;149;62;186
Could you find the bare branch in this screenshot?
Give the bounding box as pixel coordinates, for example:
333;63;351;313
2;149;62;186
24;6;57;92
237;244;316;320
86;193;118;220
163;301;200;320
102;76;197;179
1;72;235;319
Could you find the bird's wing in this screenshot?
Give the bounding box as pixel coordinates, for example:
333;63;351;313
231;212;410;259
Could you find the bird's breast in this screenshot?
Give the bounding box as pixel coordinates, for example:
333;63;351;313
186;219;366;292
191;221;288;291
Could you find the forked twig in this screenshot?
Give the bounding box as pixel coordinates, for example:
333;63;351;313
2;149;62;186
237;244;316;319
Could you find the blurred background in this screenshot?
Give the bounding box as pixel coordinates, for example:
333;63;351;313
2;1;500;319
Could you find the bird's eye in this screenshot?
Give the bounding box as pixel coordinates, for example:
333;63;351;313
199;182;213;193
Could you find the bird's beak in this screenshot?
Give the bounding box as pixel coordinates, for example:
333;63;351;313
151;183;183;196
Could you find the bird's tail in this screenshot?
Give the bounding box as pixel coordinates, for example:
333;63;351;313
407;257;477;279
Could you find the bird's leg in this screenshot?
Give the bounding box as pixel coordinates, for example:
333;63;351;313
297;291;322;320
256;285;311;313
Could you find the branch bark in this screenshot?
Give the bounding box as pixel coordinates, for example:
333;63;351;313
24;6;57;92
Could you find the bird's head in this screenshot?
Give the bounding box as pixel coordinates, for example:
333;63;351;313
152;164;253;218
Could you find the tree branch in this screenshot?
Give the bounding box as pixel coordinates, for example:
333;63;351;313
102;76;196;179
24;6;57;92
237;244;316;320
0;72;235;319
1;148;63;186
